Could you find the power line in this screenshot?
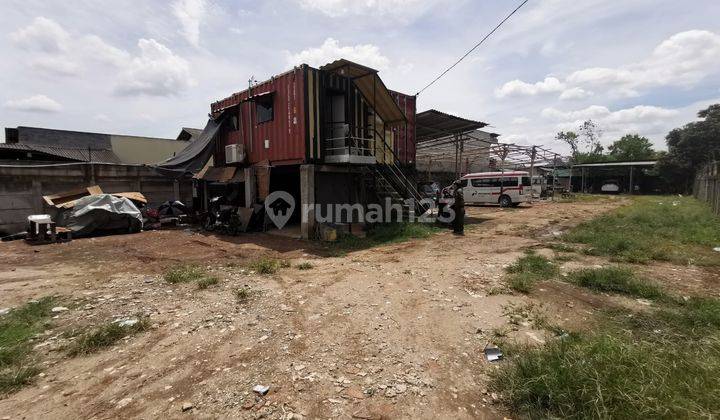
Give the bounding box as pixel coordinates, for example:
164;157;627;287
416;0;530;96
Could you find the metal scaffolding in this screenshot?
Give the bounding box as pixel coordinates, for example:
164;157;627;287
414;111;570;197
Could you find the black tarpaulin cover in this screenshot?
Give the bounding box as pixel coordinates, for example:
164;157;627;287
154;116;225;176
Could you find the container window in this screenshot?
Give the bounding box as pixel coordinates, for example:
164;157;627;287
256;96;274;124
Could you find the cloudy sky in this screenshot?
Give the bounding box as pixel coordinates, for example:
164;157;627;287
2;0;719;154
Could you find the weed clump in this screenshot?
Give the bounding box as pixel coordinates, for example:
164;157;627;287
249;258;290;275
67;318;149;357
491;300;720;419
234;286;258;303
505;252;558;293
297;262;313;270
164;264;219;289
566;266;665;299
197;276;219;289
164;264;207;284
0;297;56;394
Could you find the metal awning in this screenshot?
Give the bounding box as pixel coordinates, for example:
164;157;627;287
321;59;407;124
416;109;487;142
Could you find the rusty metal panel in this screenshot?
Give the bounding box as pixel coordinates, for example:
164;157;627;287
211;67;307;167
389;91;416;166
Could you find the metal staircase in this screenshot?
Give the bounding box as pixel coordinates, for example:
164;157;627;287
370;128;431;218
321;122;432;219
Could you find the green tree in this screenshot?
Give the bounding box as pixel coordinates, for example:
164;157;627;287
578;119;604;156
556;131;579;161
608;134;656;161
558;120;607;164
657;104;720;193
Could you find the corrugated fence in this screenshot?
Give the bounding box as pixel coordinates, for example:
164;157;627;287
694;161;720;216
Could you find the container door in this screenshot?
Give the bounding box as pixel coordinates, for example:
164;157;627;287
330;94;346;156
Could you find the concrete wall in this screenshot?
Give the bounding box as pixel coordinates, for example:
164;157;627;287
110;135;189;164
695;161;720;216
0;163;192;235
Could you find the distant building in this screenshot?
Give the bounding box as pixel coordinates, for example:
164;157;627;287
0;126;200;165
413;109;497;184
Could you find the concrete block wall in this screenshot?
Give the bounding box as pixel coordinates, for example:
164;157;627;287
0;163;192;235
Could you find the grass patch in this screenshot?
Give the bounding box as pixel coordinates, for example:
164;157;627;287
248;258;290;275
164;264;219;289
619;297;720;341
505;252;559;293
492;293;720;418
0;365;41;394
553;253;575;262
566;266;665;299
491;329;720;419
67;318;149;357
296;262;314;270
197;276;219;289
558;193;609;203
234;286;257;304
330;222;441;255
0;297;56;394
502;302;548;329
548;242;577;253
564;196;720;265
164;264;207;284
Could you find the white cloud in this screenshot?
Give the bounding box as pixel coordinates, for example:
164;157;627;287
286;38;390;70
605;105;679;124
496;30;720;102
115;39;195;96
541;105;610;121
495;77;565;98
566;30;720;94
9;16;70;53
542;104;678;124
11;17;195;97
172;0;207;47
80;35;131;66
94;113;111;122
5;94;62;113
538;104;682;149
296;0;440;20
559;87;592;100
29;56;82;76
512;117;530;124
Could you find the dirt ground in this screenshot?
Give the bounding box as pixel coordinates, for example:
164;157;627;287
1;197;716;419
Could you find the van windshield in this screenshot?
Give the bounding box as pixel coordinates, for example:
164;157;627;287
522;177;531;186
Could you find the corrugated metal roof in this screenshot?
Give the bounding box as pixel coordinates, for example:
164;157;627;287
416;109;487;142
0;143;122;163
178;127;203;141
321;59;406;124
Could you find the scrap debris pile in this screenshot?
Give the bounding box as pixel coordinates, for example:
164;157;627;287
1;185;189;244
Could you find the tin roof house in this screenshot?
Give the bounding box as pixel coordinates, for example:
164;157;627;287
169;59;423;238
1;126;198;165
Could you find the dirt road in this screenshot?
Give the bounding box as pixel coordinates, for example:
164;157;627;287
0;198;629;419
